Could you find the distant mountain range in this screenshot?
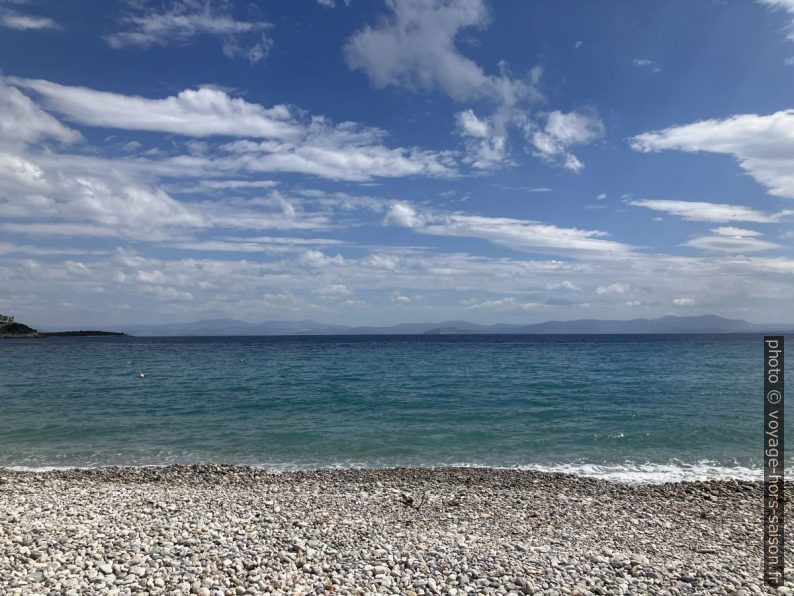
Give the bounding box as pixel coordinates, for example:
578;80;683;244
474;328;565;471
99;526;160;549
89;315;793;336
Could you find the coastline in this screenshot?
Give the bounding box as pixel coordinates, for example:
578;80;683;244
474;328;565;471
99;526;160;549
1;466;787;594
0;461;764;484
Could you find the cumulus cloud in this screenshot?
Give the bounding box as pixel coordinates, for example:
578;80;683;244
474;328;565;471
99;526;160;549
455;108;508;168
345;0;506;101
628;199;790;223
631;110;794;199
345;0;583;171
105;0;272;63
345;0;603;172
527;109;604;172
383;202;427;227
384;201;632;255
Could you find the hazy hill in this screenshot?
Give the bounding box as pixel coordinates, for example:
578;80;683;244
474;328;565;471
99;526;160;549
107;314;791;336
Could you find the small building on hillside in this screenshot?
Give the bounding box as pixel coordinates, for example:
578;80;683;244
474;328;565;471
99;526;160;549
0;314;14;324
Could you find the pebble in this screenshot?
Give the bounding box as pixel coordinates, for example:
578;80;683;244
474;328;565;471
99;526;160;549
0;465;787;594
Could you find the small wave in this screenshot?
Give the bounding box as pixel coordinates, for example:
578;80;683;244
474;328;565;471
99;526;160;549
2;459;764;484
3;463;173;472
516;461;761;484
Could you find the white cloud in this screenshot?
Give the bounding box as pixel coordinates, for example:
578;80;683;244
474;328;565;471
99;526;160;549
141;285;194;302
298;249;345;268
6;77;456;182
632;58;661;72
596;192;607;200
383;202;426;227
631;110;794;199
168;236;343;254
345;0;550;170
595;282;629;295
315;284;353;299
544;280;578;291
384;201;633;255
64;260;92;276
105;0;272;63
527;109;604;172
11;77;299;139
0;10;58;30
672;297;696;306
712;226;763;237
7;242;794;327
628;199;790;223
0;146;338;241
456;109;490;138
455;108;508;169
759;0;794;44
317;0;351;7
684;228;781;253
0;162;205;239
465;296;543;312
219;119;456;181
761;0;794;11
0;222;137;238
0;80;80;146
344;0;603;172
180;179;279;192
344;0;518;102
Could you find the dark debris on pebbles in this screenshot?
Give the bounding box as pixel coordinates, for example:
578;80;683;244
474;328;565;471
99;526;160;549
0;465;791;595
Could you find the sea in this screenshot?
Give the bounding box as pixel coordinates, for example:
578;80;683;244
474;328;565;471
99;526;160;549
0;334;785;483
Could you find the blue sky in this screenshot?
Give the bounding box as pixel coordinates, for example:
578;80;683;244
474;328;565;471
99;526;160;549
2;0;794;327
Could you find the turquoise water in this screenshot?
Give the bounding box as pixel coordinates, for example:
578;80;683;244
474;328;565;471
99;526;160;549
0;334;784;481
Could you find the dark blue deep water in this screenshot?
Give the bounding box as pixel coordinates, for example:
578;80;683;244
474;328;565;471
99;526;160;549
0;334;785;481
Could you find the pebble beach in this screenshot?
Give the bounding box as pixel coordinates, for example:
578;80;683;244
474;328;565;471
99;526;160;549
0;466;790;595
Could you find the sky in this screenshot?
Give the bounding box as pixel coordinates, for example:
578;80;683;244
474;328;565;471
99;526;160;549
2;0;794;328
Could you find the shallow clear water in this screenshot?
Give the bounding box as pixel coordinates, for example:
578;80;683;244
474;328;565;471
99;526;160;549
0;334;784;481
